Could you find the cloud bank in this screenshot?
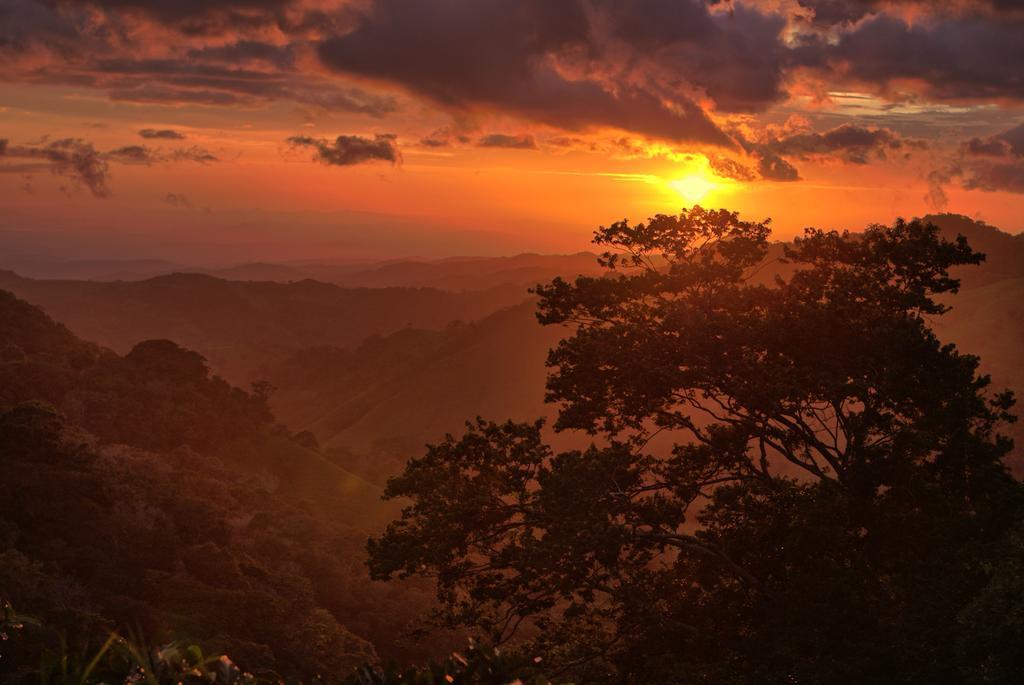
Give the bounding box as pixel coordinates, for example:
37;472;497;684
3;0;1024;193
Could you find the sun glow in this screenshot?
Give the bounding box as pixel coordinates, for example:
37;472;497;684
667;173;719;204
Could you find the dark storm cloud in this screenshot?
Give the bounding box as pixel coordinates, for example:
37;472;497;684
6;0;1024;164
6;0;787;134
0;0;85;54
796;0;1024;27
594;0;791;113
795;0;876;26
923;122;1024;201
928;156;1024;200
286;133;400;166
0;2;395;116
316;0;734;146
600;0;716;43
111;74;395;115
52;0;301;36
964;137;1014;158
476;134;538;150
109;85;245;106
185;40;298;69
85;58;398;115
139;128;185;139
767;124;912;164
962;162;1024;193
734;123;913;182
793;12;1024;102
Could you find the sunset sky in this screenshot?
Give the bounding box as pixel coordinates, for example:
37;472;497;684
2;0;1023;262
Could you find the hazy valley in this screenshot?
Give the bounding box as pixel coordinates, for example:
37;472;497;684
3;214;1021;483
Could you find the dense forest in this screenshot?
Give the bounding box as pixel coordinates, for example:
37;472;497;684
0;290;460;680
2;210;1023;683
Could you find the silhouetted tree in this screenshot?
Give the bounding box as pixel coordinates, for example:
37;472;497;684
369;208;1023;684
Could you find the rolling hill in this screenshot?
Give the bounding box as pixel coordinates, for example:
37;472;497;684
0;289;456;677
0;252;606;292
3;214;1022;482
259;215;1024;480
0;271;531;383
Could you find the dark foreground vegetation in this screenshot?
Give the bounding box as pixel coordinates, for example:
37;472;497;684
2;207;1023;683
0;608;554;685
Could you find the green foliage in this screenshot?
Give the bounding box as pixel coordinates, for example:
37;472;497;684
370;207;1024;683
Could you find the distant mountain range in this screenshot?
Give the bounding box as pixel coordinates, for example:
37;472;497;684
4;213;1020;290
0;271;532;383
260;214;1024;479
2;214;1021;480
0;252;606;292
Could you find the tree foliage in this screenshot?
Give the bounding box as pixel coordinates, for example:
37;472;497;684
0;291;448;681
369;207;1023;683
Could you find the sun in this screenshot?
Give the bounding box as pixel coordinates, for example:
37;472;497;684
667;173;718;205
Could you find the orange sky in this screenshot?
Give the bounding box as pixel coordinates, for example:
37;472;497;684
2;1;1023;262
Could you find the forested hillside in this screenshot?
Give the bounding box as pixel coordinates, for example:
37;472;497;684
4;215;1021;486
2;213;1022;682
0;253;607;293
0;273;528;383
0;291;452;681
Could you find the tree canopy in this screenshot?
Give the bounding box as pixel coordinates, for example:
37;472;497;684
368;207;1023;684
0;291;445;681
